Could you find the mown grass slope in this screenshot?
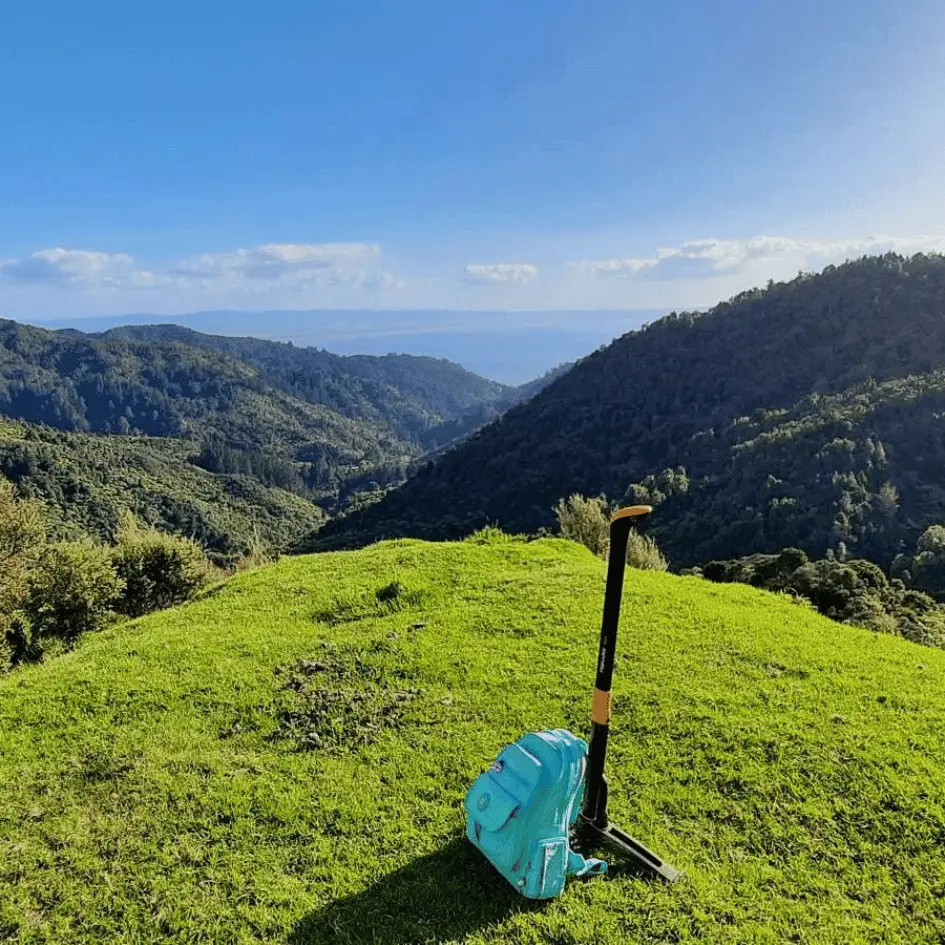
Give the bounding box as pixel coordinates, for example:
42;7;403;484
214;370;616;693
1;535;943;944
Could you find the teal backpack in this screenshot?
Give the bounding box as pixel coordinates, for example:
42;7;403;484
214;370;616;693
463;728;607;899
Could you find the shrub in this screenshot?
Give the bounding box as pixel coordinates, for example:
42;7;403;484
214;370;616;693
0;492;214;670
703;546;945;649
24;541;124;649
554;494;611;557
464;525;525;545
0;479;46;615
231;526;275;573
554;493;669;569
899;524;945;601
1;611;41;670
626;529;669;571
111;514;212;617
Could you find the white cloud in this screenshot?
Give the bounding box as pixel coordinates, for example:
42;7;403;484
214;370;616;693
4;234;945;316
0;248;160;288
570;234;945;280
362;270;409;292
464;262;539;284
0;242;389;300
568;256;659;276
170;242;381;287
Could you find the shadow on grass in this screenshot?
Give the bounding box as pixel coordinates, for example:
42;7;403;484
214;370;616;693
289;835;545;945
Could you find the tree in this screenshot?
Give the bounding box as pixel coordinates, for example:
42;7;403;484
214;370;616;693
0;479;46;614
899;525;945;601
110;512;212;617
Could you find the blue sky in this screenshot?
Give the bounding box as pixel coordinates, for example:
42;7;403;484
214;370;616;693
2;0;944;319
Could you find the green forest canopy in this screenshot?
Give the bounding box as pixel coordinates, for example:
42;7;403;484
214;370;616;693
317;253;945;572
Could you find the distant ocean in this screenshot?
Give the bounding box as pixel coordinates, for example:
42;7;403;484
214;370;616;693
28;309;665;384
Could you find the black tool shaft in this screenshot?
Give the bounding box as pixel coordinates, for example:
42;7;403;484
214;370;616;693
581;512;635;824
595;515;633;692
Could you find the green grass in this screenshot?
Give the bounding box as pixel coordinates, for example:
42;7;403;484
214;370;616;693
1;534;943;944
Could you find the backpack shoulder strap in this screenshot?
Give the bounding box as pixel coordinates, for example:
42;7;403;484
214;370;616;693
568;849;608;877
518;732;564;773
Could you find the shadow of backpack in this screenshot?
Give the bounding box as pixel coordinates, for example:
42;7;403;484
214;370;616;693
463;728;606;899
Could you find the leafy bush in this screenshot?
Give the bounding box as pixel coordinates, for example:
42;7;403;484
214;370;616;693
111;514;212;617
554;494;611;557
0;479;46;615
626;529;669;572
0;488;216;670
0;481;52;669
554;493;668;569
702;547;945;649
1;611;41;670
703;549;811;589
891;525;945;601
24;541;124;649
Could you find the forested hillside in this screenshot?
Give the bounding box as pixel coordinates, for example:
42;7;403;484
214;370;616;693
316;253;945;567
0;319;561;554
0;418;323;563
0;318;402;454
416;362;572;453
0;317;517;504
94;323;512;444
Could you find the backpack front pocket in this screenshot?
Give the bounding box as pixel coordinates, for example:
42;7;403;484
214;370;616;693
464;772;521;833
464;771;527;875
523;838;568;900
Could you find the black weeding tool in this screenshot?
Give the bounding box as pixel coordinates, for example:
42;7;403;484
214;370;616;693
576;505;682;883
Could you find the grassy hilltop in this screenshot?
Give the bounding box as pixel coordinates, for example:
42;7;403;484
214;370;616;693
1;535;943;944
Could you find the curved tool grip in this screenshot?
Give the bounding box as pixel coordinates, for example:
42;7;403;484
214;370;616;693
610;503;653;526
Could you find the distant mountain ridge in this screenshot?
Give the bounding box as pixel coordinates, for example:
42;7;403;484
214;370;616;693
415;361;572;454
92;323;513;443
36;307;660;383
